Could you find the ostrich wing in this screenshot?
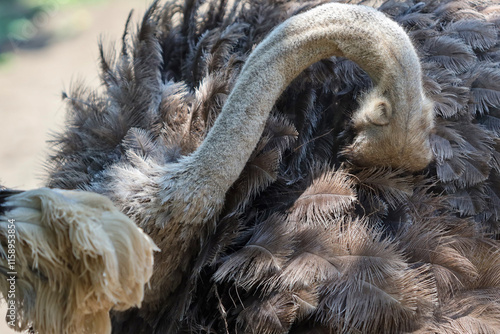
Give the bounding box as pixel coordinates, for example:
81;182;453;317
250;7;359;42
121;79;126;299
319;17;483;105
0;188;157;334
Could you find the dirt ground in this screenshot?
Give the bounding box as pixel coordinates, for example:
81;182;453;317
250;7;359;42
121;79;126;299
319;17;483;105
0;0;145;331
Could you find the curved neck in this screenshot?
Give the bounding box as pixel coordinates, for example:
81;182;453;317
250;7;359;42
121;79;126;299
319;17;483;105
188;3;427;193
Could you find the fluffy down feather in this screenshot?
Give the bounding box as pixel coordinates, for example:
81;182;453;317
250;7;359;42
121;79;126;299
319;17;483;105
0;189;157;334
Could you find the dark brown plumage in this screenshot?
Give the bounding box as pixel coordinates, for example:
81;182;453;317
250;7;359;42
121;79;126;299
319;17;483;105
1;0;500;333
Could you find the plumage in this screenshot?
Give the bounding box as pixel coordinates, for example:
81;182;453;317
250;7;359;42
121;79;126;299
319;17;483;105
0;0;500;333
0;189;157;333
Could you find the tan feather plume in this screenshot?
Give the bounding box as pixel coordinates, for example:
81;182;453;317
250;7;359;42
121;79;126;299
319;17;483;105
0;189;158;334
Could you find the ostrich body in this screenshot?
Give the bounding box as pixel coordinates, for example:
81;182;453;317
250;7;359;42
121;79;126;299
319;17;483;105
1;0;500;333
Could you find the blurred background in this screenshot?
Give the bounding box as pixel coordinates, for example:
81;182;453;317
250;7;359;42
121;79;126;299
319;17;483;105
0;0;146;332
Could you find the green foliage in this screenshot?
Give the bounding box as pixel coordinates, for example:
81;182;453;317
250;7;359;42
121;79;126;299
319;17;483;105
0;0;106;53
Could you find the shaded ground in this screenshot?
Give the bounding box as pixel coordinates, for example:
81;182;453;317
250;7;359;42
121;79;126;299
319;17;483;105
0;0;144;189
0;0;144;331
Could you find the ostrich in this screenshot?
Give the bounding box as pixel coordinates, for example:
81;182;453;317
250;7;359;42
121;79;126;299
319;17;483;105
1;0;500;333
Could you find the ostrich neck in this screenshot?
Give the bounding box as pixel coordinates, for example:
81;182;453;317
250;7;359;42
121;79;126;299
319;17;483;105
190;3;423;194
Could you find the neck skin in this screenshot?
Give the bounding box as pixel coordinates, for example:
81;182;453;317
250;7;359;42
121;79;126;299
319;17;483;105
185;2;433;198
